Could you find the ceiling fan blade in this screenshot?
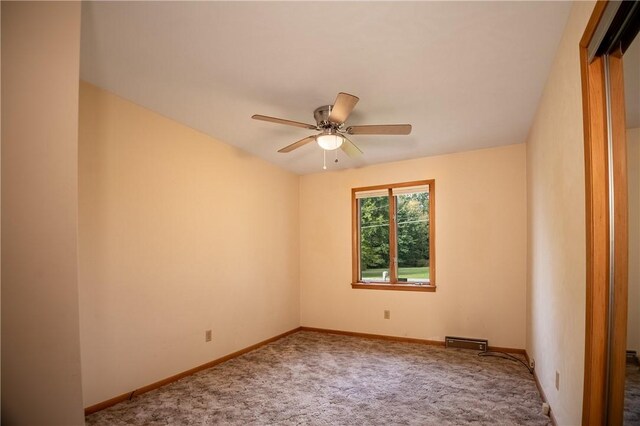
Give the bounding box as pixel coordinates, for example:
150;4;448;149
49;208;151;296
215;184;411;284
346;124;412;135
278;135;317;153
252;114;317;130
340;136;363;158
328;92;359;124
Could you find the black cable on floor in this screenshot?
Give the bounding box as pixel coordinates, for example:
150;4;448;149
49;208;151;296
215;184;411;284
478;350;534;374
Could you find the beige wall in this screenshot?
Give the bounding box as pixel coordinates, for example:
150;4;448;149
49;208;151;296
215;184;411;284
78;82;300;407
1;2;85;424
525;2;594;424
628;128;640;353
300;144;527;348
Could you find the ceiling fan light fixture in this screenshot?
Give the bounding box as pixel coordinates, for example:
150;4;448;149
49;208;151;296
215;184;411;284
316;133;344;151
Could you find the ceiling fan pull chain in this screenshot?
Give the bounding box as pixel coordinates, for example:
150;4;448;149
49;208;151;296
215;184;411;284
323;150;327;170
335;149;338;163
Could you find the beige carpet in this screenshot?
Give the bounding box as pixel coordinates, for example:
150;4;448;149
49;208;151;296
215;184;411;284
86;331;551;425
625;363;640;424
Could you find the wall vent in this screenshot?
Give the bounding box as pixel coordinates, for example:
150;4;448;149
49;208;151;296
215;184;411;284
445;336;488;351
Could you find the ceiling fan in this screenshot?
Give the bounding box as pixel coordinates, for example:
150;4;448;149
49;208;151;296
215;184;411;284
252;92;412;168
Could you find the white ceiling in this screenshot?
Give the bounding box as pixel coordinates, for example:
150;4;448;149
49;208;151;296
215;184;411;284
80;1;572;175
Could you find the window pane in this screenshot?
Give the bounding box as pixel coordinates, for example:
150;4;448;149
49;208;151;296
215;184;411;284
396;191;429;283
359;195;390;282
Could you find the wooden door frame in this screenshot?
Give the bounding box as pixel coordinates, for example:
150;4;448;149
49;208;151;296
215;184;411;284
580;1;630;424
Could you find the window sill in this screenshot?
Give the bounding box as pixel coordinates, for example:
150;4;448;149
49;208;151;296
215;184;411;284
351;282;436;292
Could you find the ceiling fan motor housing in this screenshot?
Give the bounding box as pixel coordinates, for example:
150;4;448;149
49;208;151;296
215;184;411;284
314;105;337;129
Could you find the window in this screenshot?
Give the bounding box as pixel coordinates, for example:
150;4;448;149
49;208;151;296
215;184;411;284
351;180;435;292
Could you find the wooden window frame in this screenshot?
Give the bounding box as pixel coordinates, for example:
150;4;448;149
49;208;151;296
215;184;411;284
351;179;436;292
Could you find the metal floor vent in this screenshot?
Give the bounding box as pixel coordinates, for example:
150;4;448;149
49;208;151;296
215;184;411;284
445;336;488;351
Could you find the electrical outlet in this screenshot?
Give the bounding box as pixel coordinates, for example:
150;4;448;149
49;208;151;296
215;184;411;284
530;359;535;370
555;371;560;390
205;330;212;342
384;310;390;319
